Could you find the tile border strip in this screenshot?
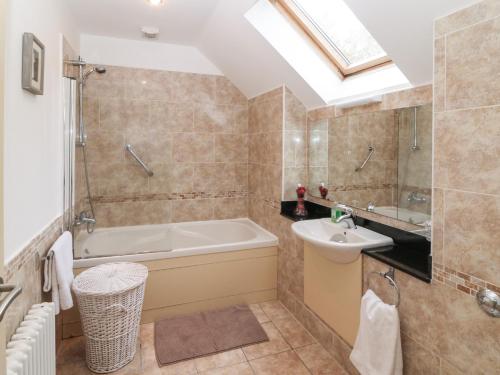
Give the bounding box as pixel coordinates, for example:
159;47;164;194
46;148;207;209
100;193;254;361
3;216;63;282
92;190;249;204
433;263;500;296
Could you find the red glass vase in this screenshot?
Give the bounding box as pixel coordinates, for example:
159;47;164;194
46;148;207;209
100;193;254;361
294;184;308;217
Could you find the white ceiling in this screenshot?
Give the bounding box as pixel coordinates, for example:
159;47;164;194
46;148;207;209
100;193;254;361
66;0;219;44
67;0;480;108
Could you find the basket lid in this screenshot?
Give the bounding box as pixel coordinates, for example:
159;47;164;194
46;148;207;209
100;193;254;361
72;262;148;296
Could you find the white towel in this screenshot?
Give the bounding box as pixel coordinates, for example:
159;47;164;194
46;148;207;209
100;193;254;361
42;231;74;315
350;289;403;375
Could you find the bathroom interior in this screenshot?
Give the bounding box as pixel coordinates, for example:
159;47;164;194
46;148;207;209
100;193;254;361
0;0;499;374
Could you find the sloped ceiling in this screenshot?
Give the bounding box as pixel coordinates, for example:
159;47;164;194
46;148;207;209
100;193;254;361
67;0;480;108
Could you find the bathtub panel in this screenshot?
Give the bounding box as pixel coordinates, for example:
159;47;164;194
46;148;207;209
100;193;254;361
143;255;277;310
142;246;277;271
141;289;277;324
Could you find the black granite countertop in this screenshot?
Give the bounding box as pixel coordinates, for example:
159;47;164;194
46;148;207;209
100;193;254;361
280;200;332;221
281;200;432;282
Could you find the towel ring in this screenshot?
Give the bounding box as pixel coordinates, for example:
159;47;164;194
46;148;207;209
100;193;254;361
367;267;400;308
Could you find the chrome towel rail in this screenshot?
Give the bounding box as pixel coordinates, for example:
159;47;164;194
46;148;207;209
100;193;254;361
355;146;374;172
367;267;400;308
125;144;154;177
0;277;22;322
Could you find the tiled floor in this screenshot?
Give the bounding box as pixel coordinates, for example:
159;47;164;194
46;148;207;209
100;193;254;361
57;301;347;374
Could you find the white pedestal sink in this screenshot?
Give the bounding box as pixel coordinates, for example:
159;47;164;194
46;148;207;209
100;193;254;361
291;218;393;263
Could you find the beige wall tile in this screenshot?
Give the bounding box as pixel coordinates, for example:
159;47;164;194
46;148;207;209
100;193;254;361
125;128;172;164
431;188;444;265
434;107;500;195
435;0;500;37
215;76;248;106
195;104;235;133
82;97;99;131
148;163;194;194
434;37;446;113
85;129;125;164
99;98;150;131
95;200;172;228
150;101;194;133
443;189;500;284
249;87;283;105
84;79;127;99
215;134;248;163
382;85;433;110
445;17;500;110
285;88;307;131
401;333;440;375
213;198;249;220
173;133;215;163
94;161;149;196
171;199;214;223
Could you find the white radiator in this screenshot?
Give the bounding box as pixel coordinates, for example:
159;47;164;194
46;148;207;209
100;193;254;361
6;303;56;375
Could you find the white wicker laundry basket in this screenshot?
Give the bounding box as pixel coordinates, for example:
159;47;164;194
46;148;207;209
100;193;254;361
72;262;148;373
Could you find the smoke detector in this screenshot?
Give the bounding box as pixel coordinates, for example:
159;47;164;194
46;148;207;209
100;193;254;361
141;26;160;39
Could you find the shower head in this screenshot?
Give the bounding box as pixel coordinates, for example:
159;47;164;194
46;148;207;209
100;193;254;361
82;65;107;81
95;66;107;74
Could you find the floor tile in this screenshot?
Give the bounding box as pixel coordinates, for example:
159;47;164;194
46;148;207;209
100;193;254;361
56;336;86;365
295;343;346;375
199;362;254;375
242;322;291;360
260;301;291;321
249;303;271;323
195;349;246;372
140;322;155;348
159;359;198;375
249;350;310;375
141;338;161;373
273;316;315;348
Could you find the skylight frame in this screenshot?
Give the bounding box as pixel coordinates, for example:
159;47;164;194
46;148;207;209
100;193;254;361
273;0;393;78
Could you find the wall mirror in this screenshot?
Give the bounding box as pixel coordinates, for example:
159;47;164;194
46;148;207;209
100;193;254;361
308;103;432;226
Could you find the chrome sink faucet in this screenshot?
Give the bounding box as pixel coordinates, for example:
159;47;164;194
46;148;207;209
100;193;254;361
335;205;357;229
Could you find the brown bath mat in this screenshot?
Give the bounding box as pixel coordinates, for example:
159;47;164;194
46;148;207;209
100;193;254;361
154;304;268;366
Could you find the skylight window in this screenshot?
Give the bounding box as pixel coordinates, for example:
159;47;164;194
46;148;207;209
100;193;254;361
274;0;392;77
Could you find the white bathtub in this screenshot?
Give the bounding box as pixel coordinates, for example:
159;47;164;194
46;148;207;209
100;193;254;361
74;218;278;268
373;206;430;225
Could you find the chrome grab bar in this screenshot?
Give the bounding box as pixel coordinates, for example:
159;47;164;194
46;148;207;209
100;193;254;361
0;277;22;322
355;146;374;172
125;144;154;177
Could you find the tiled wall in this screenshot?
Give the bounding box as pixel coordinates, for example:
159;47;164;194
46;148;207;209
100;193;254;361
76;66;249;229
271;2;499;375
248;87;283;214
283;88;308;200
1;217;63;344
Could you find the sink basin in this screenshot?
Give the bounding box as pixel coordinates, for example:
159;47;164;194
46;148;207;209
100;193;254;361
291;218;394;263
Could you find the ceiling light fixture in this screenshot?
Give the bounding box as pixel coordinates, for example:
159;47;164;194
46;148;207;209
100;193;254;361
146;0;165;7
141;26;160;39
